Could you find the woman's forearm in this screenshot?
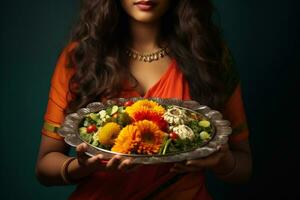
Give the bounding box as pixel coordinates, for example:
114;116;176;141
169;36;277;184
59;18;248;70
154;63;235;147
35;151;94;186
215;150;252;183
36;152;104;186
35;152;70;186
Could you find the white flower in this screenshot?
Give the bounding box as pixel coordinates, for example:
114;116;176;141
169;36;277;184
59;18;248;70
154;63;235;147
93;131;99;142
200;131;211;141
173;125;195;140
99;110;107;119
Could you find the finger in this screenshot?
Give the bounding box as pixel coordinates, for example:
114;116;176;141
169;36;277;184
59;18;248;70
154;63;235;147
76;143;89;165
169;163;199;173
76;143;88;155
86;154;104;166
106;155;122;170
186;153;222;168
170;168;186;173
172;163;202;172
170;166;196;174
118;158;133;171
186;157;219;168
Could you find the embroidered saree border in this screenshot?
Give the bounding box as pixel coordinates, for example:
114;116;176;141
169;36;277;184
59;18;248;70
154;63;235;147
41;122;64;140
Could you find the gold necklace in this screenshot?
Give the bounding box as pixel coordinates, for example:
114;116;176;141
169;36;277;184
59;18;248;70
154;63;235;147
126;46;169;63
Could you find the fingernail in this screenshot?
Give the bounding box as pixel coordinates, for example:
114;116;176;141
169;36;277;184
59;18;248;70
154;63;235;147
175;163;185;167
98;154;104;159
186;161;191;165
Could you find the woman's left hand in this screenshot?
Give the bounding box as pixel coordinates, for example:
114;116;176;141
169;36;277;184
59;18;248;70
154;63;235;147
170;144;235;175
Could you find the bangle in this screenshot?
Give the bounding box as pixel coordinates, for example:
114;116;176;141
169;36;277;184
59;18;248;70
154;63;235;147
61;157;76;184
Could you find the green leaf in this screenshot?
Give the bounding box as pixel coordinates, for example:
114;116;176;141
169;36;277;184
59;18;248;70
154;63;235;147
90;113;100;121
117;113;132;127
162;139;172;155
91;139;99;147
79;127;87;134
106;107;112;116
80;132;93;143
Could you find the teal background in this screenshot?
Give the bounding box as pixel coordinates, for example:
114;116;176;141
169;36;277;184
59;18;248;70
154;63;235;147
0;0;299;199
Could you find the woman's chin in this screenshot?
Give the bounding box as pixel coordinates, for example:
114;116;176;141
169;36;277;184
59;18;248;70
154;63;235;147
130;13;161;24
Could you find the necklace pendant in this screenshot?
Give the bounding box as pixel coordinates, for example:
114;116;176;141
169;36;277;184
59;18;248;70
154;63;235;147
138;55;143;61
126;47;169;63
132;53;137;59
150;54;154;61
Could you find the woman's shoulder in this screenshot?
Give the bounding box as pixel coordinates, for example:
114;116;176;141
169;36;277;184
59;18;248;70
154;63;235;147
55;42;78;70
51;42;78;86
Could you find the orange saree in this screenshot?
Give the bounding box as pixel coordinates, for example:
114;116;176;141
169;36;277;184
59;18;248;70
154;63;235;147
42;46;249;200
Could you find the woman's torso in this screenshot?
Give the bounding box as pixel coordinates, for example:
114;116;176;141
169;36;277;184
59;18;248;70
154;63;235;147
68;59;211;200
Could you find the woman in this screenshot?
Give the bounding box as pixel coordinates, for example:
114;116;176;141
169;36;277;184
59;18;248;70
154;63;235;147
36;0;252;199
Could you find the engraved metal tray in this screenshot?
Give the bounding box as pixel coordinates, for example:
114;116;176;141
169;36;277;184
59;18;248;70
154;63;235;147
58;98;232;164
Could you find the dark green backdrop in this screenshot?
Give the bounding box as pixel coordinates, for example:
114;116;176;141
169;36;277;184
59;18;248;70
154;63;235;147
1;0;299;199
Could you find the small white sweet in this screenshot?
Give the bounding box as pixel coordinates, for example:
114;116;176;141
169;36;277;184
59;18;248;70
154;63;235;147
200;131;211;141
173;125;195;140
163;106;188;125
168;125;175;132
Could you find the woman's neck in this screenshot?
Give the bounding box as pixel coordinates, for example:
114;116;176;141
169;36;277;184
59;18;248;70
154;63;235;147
129;19;161;52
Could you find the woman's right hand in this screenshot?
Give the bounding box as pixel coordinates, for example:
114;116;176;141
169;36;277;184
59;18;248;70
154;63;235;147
68;143;138;182
72;143;137;177
76;143;106;171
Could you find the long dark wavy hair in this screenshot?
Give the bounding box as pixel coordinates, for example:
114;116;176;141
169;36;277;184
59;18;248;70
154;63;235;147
66;0;233;113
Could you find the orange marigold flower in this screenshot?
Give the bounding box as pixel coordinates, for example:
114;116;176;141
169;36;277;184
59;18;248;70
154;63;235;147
98;122;121;146
125;99;165;119
111;125;140;154
133;110;168;131
134;120;167;155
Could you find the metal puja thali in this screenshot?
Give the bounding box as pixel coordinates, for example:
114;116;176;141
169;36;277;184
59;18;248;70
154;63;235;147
58;98;232;164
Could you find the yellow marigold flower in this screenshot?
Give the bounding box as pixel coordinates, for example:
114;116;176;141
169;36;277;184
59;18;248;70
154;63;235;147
98;122;121;146
125;99;165;118
111;125;140;154
134;120;167;155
